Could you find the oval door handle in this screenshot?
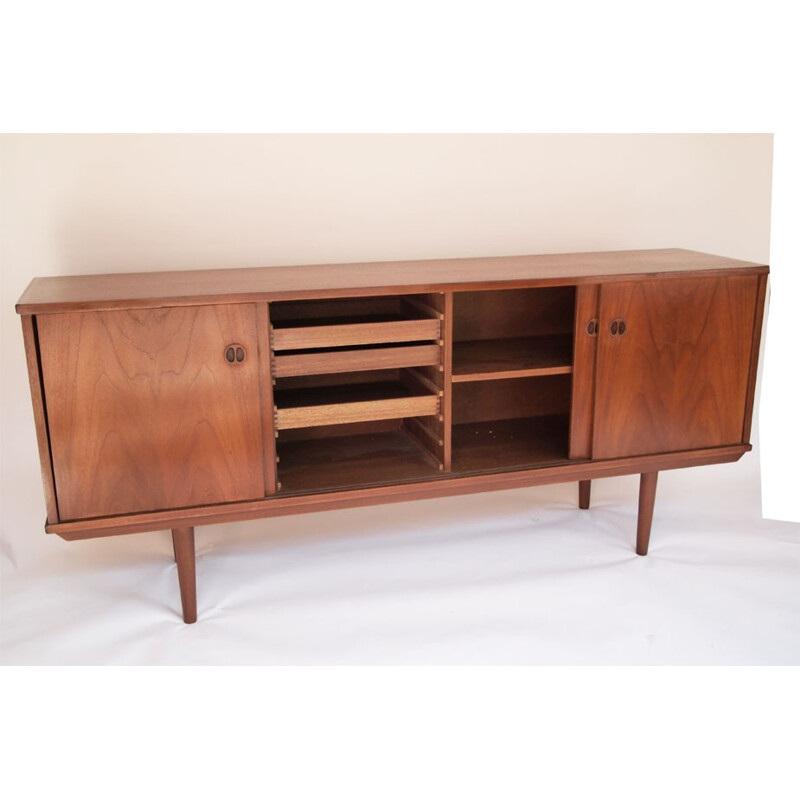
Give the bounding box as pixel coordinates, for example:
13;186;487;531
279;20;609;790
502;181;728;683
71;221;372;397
586;318;598;336
225;344;246;364
609;318;627;336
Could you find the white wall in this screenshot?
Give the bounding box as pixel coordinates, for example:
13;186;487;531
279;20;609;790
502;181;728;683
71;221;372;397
0;134;773;567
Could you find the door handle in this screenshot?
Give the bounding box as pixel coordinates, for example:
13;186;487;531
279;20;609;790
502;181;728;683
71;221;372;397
225;344;246;363
609;319;626;336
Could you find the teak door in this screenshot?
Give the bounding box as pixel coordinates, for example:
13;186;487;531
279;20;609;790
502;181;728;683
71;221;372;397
37;304;265;520
592;275;759;459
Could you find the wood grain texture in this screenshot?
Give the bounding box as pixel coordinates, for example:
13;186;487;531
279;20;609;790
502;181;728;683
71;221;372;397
453;287;575;342
277;426;440;493
257;304;278;494
273;343;441;378
275;394;439;430
441;292;454;470
592;276;759;460
48;444;750;540
16;249;767;314
452;335;573;382
741;273;768;443
451;415;569;473
172;526;197;623
38;305;265;520
453;374;571;425
636;473;658;556
569;284;599;460
20;315;60;523
271;318;440;350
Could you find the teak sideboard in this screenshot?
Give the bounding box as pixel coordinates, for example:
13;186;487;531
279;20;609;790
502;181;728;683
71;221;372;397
17;249;768;623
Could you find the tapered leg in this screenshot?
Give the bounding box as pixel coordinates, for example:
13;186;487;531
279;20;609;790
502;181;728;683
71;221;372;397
172;526;197;624
578;480;591;509
636;472;658;556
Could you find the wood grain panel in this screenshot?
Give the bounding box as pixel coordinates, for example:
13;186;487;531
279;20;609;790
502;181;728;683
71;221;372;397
275;395;439;430
453;287;575;341
257;304;278;494
452;374;572;425
48;444;751;540
592;276;759;459
741;273;768;443
452;335;573;381
440;292;454;470
20;315;60;523
569;284;599;459
271;318;440;350
17;250;767;313
273;343;441;377
38;305;265;520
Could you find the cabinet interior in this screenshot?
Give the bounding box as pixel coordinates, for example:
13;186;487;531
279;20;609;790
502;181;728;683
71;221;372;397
269;287;576;493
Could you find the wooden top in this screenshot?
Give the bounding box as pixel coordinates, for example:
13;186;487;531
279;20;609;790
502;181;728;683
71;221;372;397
16;248;768;314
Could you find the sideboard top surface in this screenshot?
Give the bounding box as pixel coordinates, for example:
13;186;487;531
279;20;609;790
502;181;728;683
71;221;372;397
16;248;768;314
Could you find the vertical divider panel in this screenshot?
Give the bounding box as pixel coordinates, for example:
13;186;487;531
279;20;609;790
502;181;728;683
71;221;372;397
569;284;600;460
399;292;449;471
440;292;453;471
257;303;279;494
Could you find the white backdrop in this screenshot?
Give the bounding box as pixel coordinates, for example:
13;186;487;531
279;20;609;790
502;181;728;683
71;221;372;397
2;133;797;664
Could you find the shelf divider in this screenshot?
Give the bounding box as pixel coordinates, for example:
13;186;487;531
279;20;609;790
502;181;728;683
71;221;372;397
452;334;573;383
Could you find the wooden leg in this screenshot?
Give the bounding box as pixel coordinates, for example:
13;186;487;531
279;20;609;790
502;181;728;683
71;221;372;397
172;526;197;624
636;472;658;556
578;480;591;509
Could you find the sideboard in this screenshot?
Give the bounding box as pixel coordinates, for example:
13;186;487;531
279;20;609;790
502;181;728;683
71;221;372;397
17;249;768;623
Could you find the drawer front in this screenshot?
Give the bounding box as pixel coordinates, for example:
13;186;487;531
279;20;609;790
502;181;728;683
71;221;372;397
273;343;441;378
272;318;441;350
275;395;440;430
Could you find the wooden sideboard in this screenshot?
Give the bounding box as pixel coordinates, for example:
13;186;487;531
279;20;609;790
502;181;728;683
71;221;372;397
17;249;768;623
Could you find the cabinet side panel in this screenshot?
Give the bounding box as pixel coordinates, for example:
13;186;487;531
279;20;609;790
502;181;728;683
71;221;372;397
20;315;60;523
569;284;599;459
38;305;265;520
741;273;768;443
593;275;759;459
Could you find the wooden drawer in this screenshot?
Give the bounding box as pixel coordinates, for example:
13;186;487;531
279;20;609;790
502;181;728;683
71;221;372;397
272;317;441;350
273;380;441;431
273;343;441;378
270;295;442;353
275;394;440;430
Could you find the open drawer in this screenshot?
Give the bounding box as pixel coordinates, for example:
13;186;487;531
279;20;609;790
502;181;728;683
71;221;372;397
274;380;440;430
273;369;442;431
273;343;441;378
270;295;442;350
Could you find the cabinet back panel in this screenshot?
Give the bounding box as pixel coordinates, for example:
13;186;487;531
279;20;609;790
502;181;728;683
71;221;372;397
38;305;265;520
452;375;571;425
453;287;575;341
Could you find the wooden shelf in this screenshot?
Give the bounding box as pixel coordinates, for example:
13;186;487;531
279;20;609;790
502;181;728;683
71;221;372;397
277;426;440;493
452;335;573;382
451;415;570;473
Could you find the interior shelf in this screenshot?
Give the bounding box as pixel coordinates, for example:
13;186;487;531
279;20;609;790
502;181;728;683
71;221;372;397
452;334;573;382
451;414;571;473
277;425;440;494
